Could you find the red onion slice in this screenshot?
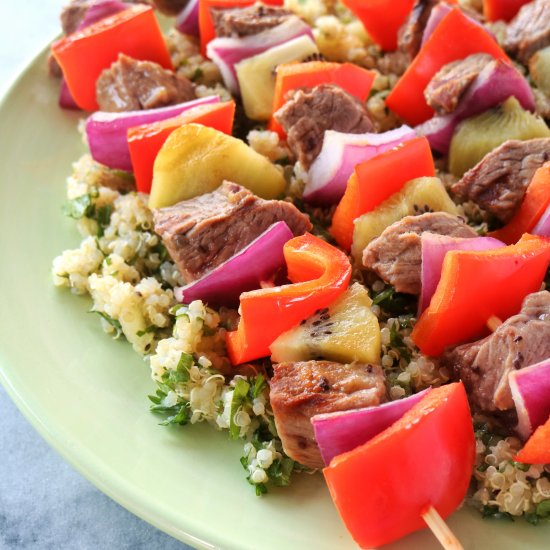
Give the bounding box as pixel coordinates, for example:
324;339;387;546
85;96;220;171
206;17;313;94
510;359;550;440
175;0;199;37
419;233;505;314
175;221;294;307
304;126;416;205
533;204;550;237
312;389;430;466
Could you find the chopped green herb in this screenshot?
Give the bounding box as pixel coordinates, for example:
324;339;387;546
90;310;123;339
230;378;251;439
482;505;514;521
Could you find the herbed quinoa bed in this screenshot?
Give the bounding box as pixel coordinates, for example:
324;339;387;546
49;0;550;545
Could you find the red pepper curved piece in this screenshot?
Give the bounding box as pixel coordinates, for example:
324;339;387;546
483;0;532;22
412;234;550;356
489;163;550;245
330;136;435;251
340;0;416;51
225;233;351;365
324;382;475;548
52;6;173;112
515;414;550;465
386;8;509;126
128;101;236;194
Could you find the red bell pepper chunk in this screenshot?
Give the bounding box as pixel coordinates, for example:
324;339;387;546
340;0;416;51
269;61;376;137
199;0;284;54
51;5;173;112
412;234;550;356
324;382;475;548
482;0;532;21
225;233;351;364
385;8;510;126
514;414;550;465
489;163;550;245
329;136;435;250
128;101;236;194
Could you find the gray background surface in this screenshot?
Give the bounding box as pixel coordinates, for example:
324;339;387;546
0;2;192;549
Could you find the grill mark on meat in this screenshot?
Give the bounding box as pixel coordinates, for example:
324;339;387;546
451;139;550;223
151;0;189;16
424;53;494;115
269;361;387;468
210;4;293;38
153;182;311;284
442;291;550;414
96;54;195;112
362;212;477;295
505;0;550;64
274;84;373;169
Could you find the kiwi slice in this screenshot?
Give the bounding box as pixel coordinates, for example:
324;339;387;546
269;283;381;364
449;97;550;177
530;46;550;98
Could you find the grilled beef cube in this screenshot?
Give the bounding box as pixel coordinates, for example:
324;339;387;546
442;291;550;414
274;84;373;170
210;4;293;38
451;138;550;223
424;53;493;115
153;182;311;283
269;361;387;468
397;0;439;59
362;212;477;295
96;54;195;112
505;0;550;64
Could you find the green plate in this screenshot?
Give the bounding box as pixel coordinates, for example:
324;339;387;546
0;47;548;550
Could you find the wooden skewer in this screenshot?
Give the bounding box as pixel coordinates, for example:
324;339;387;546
486;315;503;332
422;506;464;550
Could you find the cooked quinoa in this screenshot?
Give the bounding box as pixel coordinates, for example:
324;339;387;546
50;4;550;521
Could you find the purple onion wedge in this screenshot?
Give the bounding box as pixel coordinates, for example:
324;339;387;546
509;359;550;440
417;58;535;154
304;126;416;206
85;96;219;171
312;389;430;466
206;17;313;94
533;203;550;237
176;0;199;37
175;221;293;307
58;0;130;110
419;233;505;315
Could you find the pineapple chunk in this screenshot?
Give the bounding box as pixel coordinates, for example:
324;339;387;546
149;124;286;208
270;283;381;364
235;35;318;121
351;177;459;263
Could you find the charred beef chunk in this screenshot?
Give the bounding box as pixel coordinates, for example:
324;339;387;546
451;138;550;223
274;84;373;169
424;53;494;115
442;291;550;414
397;0;439;59
153;182;312;283
96;54;195;112
505;0;550;64
211;4;293;38
362;212;477;295
151;0;189;16
269;361;387;468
